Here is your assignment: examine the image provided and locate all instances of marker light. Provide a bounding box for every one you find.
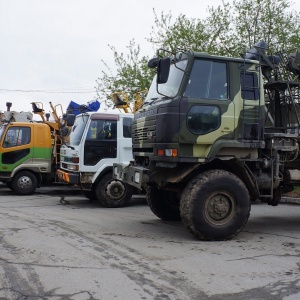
[134,172,140,183]
[165,149,178,157]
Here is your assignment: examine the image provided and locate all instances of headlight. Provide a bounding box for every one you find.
[67,164,79,171]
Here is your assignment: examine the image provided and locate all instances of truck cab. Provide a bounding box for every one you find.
[0,122,53,194]
[57,111,134,207]
[114,44,300,240]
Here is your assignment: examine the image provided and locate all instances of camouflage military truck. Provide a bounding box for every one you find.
[113,41,300,240]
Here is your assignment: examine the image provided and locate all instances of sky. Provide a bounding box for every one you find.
[0,0,299,118]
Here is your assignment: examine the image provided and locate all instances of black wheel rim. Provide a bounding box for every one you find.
[204,191,236,225]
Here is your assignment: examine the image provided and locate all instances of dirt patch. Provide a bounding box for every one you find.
[283,189,300,198]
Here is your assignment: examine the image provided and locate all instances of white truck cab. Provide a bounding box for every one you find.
[57,111,134,207]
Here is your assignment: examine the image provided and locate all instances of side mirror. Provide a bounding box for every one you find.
[157,57,170,84]
[63,114,75,127]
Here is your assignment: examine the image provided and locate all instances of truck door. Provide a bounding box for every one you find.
[181,59,235,159]
[84,119,118,166]
[239,70,262,141]
[82,115,133,171]
[0,126,31,172]
[118,117,133,163]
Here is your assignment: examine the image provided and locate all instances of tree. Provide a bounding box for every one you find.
[214,0,300,55]
[95,40,154,109]
[147,9,213,53]
[148,0,300,56]
[97,0,300,106]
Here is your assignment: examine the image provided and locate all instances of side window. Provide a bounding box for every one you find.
[3,127,31,148]
[241,72,259,100]
[123,117,132,138]
[185,60,227,100]
[187,105,220,135]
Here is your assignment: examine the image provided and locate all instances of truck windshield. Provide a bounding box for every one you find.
[0,124,6,142]
[69,114,89,145]
[145,59,188,102]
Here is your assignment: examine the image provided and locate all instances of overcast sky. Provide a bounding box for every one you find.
[0,0,299,117]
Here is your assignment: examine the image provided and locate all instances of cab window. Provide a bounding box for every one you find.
[123,117,132,138]
[241,72,259,100]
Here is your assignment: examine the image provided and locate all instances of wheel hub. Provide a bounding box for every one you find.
[205,192,235,224]
[18,176,32,190]
[106,180,125,200]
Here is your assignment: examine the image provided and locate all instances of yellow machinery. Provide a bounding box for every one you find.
[31,101,69,166]
[111,90,146,114]
[31,101,65,132]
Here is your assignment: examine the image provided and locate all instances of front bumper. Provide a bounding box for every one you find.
[113,163,149,190]
[56,169,79,184]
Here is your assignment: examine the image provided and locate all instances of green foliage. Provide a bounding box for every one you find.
[148,0,300,56]
[227,0,300,55]
[96,40,155,109]
[147,9,211,52]
[96,0,300,106]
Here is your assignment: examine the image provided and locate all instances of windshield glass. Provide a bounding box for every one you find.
[69,114,89,145]
[0,124,6,142]
[145,59,188,102]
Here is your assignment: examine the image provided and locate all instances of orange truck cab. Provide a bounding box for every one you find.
[0,122,54,194]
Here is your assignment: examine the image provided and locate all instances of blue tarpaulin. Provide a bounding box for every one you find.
[66,100,100,115]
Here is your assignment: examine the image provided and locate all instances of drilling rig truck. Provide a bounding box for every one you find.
[0,102,74,195]
[113,41,300,240]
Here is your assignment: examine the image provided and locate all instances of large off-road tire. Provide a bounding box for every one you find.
[180,169,251,241]
[11,171,37,195]
[95,173,133,208]
[146,186,181,221]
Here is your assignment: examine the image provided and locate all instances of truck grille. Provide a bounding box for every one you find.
[132,119,156,143]
[132,127,156,142]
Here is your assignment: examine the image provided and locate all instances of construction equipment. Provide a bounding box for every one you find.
[111,90,147,114]
[31,101,72,166]
[111,92,132,113]
[113,40,300,240]
[0,102,74,194]
[0,102,33,124]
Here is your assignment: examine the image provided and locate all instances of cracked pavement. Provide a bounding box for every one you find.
[0,183,300,299]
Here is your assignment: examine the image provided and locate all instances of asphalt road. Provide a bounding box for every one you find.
[0,183,300,300]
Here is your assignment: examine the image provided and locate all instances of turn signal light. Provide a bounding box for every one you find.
[158,149,164,156]
[72,157,79,163]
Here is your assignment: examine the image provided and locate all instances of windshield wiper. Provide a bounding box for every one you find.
[145,97,159,105]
